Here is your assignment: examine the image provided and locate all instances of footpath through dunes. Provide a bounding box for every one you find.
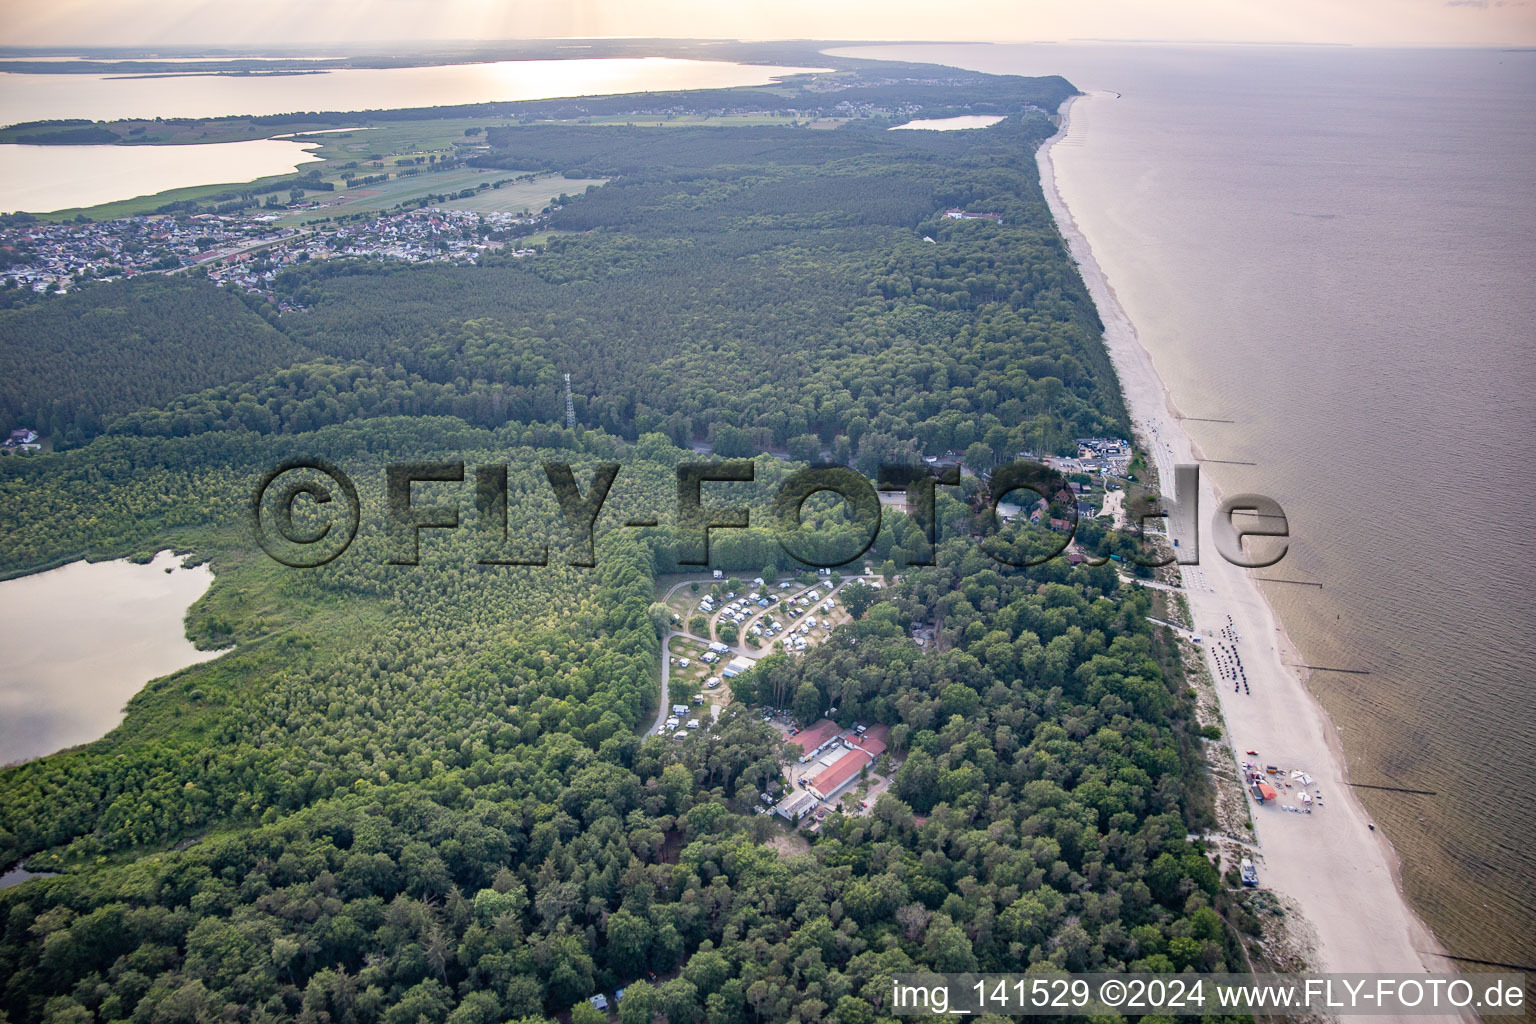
[1039,96,1459,1005]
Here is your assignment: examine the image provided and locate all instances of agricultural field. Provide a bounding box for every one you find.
[536,113,848,128]
[29,116,543,222]
[273,167,604,224]
[433,174,608,214]
[21,111,825,223]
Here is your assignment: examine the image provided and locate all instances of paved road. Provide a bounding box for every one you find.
[1120,574,1183,595]
[649,576,715,737]
[1146,615,1199,640]
[159,228,313,277]
[710,575,860,659]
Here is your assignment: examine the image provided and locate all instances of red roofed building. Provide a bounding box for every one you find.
[808,748,873,801]
[851,723,890,757]
[791,719,842,761]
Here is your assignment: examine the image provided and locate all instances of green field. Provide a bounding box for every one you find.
[33,174,308,223]
[276,170,606,224]
[434,175,608,214]
[22,113,823,222]
[271,118,510,166]
[536,114,848,128]
[29,116,541,222]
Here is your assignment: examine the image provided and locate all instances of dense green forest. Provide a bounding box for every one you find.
[0,278,309,445]
[0,57,1252,1024]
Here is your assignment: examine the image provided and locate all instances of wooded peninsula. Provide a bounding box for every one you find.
[0,53,1260,1024]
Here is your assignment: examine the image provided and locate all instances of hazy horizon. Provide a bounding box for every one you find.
[3,0,1533,50]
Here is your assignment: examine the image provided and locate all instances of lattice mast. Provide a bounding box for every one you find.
[564,373,576,430]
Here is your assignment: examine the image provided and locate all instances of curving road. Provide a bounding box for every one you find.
[647,573,868,736]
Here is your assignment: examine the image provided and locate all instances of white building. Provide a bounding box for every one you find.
[774,789,818,821]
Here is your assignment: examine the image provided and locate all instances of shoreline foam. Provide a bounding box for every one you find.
[1037,92,1459,1007]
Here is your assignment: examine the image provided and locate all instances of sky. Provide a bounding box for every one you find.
[2,0,1533,49]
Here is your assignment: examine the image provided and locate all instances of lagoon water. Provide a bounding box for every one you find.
[889,114,1005,130]
[839,42,1536,971]
[0,57,824,127]
[0,56,824,212]
[0,136,322,213]
[0,550,222,765]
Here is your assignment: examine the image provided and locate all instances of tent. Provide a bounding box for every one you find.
[1291,770,1314,786]
[1298,791,1312,804]
[1257,783,1279,802]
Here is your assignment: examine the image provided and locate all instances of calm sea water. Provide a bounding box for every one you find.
[839,43,1536,970]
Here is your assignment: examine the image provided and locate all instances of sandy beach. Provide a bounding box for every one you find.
[1038,93,1460,1013]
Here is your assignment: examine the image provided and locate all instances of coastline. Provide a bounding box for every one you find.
[1037,93,1458,1002]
